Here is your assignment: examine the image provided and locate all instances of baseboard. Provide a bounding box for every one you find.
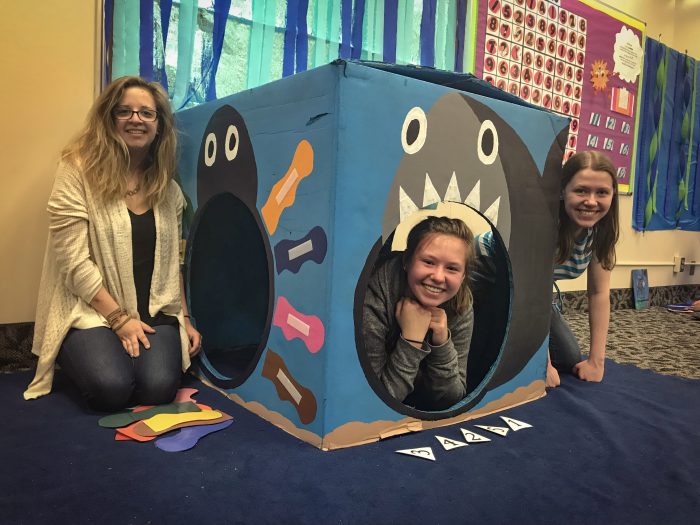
[557,284,700,313]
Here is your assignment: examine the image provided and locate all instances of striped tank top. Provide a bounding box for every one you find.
[553,228,594,280]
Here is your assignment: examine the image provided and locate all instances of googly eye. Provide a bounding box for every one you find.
[204,132,217,167]
[224,125,239,161]
[401,107,428,155]
[477,120,498,165]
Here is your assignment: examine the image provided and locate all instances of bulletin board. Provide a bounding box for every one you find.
[472,0,645,193]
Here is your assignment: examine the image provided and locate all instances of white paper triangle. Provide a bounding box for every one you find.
[475,424,509,437]
[399,186,419,222]
[464,180,481,210]
[423,174,441,207]
[396,447,436,461]
[460,428,491,443]
[500,416,533,431]
[483,196,501,226]
[435,435,468,450]
[443,172,461,203]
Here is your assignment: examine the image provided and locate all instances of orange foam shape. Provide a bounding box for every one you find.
[261,140,314,235]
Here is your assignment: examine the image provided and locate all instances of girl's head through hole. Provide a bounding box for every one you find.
[402,216,475,313]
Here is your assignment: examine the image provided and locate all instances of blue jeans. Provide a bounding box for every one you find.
[549,304,582,373]
[57,325,182,411]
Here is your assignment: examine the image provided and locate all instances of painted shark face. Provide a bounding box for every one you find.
[197,105,258,209]
[187,104,273,389]
[357,91,566,415]
[383,95,511,246]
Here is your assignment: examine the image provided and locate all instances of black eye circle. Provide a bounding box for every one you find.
[225,125,239,161]
[401,107,427,154]
[204,132,217,167]
[477,120,499,165]
[406,119,420,147]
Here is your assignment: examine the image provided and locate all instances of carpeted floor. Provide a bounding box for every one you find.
[2,298,699,523]
[1,360,699,525]
[563,306,700,380]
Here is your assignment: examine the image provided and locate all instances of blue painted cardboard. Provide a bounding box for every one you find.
[175,61,569,449]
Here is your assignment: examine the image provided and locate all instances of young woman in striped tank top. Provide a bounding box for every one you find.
[548,151,619,388]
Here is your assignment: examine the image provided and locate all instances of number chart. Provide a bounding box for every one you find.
[474,0,645,192]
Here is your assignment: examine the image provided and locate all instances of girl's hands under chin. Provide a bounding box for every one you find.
[427,307,449,345]
[395,297,431,342]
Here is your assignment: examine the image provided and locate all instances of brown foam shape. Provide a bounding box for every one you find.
[261,348,317,425]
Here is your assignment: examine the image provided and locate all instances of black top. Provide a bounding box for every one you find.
[129,209,177,327]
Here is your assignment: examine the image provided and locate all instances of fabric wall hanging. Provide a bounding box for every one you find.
[105,0,472,110]
[632,37,700,231]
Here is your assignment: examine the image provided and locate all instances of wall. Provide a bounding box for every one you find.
[0,1,100,323]
[0,1,698,325]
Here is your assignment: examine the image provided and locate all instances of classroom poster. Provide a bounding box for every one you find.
[472,0,645,193]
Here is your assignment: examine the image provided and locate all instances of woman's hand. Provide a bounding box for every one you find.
[116,319,155,358]
[546,362,561,388]
[573,358,604,382]
[184,317,202,357]
[395,297,431,344]
[427,307,449,345]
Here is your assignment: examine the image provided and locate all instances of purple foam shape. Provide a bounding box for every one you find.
[154,420,233,452]
[274,226,327,274]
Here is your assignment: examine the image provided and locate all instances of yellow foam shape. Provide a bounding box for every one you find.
[143,409,222,432]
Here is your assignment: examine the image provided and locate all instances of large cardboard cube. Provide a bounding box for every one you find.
[175,61,569,449]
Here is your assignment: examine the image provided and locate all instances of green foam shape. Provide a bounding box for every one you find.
[98,401,202,428]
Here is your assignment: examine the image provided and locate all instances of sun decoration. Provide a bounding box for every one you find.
[590,59,610,92]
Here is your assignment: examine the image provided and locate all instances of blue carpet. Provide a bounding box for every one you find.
[1,360,698,524]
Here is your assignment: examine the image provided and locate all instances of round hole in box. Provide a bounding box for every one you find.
[186,192,273,389]
[354,204,511,419]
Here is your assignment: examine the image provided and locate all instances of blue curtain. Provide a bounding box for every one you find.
[106,0,472,109]
[633,37,700,231]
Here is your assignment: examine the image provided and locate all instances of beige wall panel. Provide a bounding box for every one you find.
[0,1,98,323]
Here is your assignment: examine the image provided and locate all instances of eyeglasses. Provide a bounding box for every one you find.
[113,107,158,122]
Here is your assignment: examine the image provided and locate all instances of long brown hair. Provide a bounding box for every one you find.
[403,216,475,314]
[62,76,177,204]
[557,151,619,270]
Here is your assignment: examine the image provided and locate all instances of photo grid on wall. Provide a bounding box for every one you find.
[474,0,645,193]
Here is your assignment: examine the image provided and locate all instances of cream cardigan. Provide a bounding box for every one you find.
[24,162,191,400]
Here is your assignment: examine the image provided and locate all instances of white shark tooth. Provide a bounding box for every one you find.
[423,173,441,208]
[399,186,419,222]
[483,196,501,226]
[464,180,481,210]
[444,171,461,203]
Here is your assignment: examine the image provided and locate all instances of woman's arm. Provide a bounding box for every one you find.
[179,272,201,357]
[574,257,610,381]
[362,264,430,402]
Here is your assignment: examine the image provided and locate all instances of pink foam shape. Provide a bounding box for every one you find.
[272,296,325,353]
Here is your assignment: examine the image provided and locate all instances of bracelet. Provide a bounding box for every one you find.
[183,314,191,318]
[111,315,131,332]
[402,335,424,345]
[106,307,127,327]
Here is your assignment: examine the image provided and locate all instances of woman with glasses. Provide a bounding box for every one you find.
[24,76,201,410]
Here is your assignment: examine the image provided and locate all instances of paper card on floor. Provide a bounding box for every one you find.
[475,425,509,436]
[396,447,436,461]
[500,416,533,431]
[435,435,468,450]
[460,428,491,443]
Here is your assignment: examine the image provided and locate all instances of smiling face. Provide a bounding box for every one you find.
[405,233,468,308]
[113,87,158,156]
[562,167,615,231]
